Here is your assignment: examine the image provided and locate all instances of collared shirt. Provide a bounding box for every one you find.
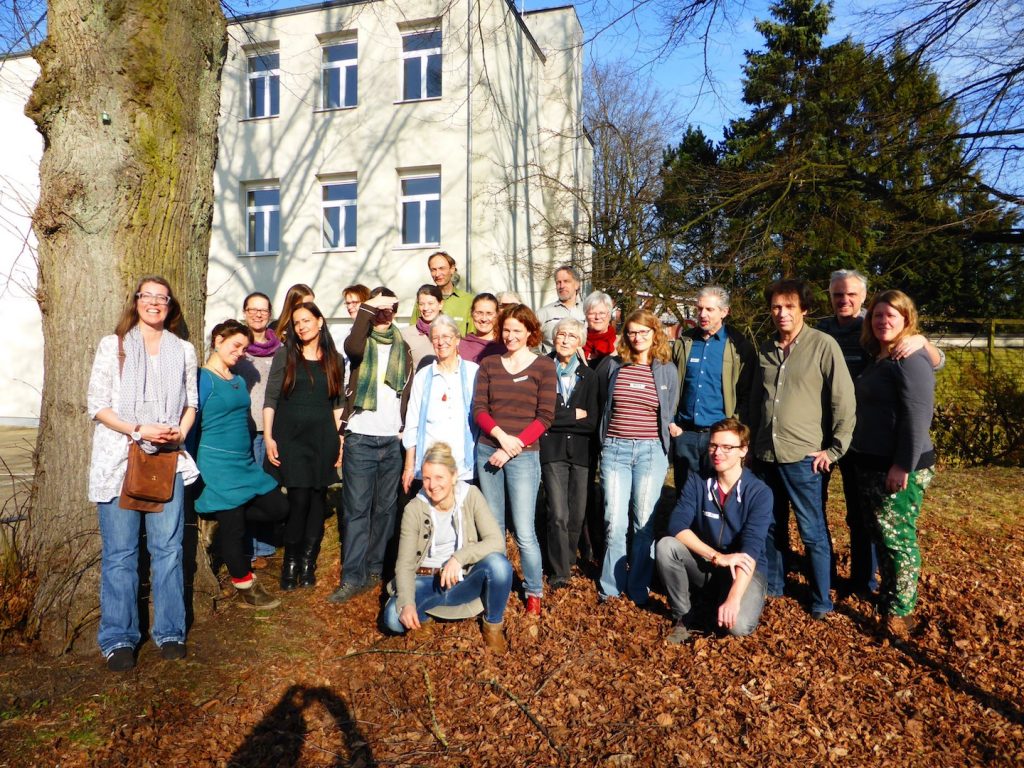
[753,325,856,464]
[678,329,727,427]
[536,299,585,352]
[411,287,475,336]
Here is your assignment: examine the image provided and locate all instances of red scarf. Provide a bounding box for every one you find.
[584,324,617,363]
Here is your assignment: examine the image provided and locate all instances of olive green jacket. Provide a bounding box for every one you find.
[670,325,758,427]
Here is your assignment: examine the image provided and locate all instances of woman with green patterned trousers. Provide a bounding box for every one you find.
[848,289,935,640]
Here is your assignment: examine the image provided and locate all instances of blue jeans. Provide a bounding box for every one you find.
[599,437,669,604]
[248,433,277,559]
[761,458,834,614]
[475,444,543,597]
[97,474,186,656]
[671,429,711,492]
[382,553,513,632]
[341,433,402,587]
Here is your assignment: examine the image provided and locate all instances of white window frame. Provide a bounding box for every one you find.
[320,38,358,110]
[321,177,358,250]
[247,51,280,119]
[246,184,280,255]
[399,171,441,246]
[400,29,442,101]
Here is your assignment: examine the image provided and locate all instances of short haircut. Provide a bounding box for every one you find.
[697,285,730,309]
[499,304,543,348]
[417,283,444,303]
[829,269,869,293]
[496,290,522,306]
[243,291,272,313]
[428,251,456,268]
[430,314,462,340]
[765,278,814,312]
[553,316,587,345]
[370,286,397,299]
[710,417,750,447]
[343,283,371,303]
[554,264,582,283]
[583,291,614,315]
[471,292,499,312]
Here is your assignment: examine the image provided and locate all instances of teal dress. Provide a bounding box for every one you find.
[195,369,277,514]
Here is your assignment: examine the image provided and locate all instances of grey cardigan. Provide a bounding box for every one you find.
[597,356,679,454]
[390,482,505,620]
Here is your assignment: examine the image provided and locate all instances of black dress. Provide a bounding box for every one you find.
[264,349,341,488]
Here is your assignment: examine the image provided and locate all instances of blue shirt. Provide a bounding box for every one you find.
[678,329,727,428]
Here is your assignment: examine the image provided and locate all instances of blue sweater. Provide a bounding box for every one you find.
[667,468,773,575]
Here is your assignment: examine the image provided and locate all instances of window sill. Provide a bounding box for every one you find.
[240,251,280,258]
[394,96,443,105]
[312,247,358,254]
[314,105,357,114]
[393,242,440,251]
[239,115,280,123]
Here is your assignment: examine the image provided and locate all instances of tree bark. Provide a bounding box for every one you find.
[25,0,226,653]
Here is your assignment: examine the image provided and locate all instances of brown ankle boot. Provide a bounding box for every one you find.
[481,620,508,654]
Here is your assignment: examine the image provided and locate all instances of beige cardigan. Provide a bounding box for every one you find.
[390,482,505,620]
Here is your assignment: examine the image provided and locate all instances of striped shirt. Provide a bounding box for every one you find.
[473,354,557,451]
[607,364,660,440]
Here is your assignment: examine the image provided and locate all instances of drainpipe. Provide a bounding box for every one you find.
[465,0,473,290]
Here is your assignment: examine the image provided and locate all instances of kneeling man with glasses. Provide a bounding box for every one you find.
[655,418,773,643]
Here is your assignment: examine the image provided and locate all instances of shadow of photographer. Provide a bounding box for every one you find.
[229,684,375,768]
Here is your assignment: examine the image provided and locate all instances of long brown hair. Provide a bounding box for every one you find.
[281,301,343,399]
[275,283,314,342]
[617,309,670,364]
[861,289,920,357]
[113,275,184,339]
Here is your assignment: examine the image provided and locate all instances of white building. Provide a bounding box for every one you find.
[0,0,591,422]
[206,0,592,329]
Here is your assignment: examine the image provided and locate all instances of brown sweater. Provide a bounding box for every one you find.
[472,354,556,451]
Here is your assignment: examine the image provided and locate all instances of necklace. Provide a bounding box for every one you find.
[205,365,240,388]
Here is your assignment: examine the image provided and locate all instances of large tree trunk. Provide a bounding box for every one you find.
[24,0,226,653]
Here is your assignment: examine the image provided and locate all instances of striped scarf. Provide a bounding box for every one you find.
[353,324,408,412]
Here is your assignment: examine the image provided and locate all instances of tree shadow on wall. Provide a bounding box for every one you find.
[228,685,375,768]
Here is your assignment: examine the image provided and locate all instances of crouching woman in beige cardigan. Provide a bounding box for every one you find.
[383,442,512,653]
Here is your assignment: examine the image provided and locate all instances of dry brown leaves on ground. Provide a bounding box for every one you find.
[1,467,1023,767]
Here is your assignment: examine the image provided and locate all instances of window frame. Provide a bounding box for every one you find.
[400,28,442,102]
[321,177,358,250]
[246,51,281,119]
[399,171,441,247]
[319,38,358,111]
[245,184,281,256]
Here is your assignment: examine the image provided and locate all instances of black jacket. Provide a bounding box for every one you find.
[540,358,599,466]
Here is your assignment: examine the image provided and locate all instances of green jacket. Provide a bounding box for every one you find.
[670,325,758,427]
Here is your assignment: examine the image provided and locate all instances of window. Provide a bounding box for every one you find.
[322,180,357,249]
[400,173,440,245]
[247,186,280,254]
[248,52,280,118]
[321,40,357,109]
[401,29,441,101]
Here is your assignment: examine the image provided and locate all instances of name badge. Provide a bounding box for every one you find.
[513,375,528,383]
[629,382,646,389]
[690,357,700,363]
[703,510,720,520]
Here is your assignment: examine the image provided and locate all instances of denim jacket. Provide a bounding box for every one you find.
[597,356,679,454]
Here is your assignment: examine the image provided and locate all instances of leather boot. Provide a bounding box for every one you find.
[481,620,508,654]
[280,546,300,591]
[298,536,322,588]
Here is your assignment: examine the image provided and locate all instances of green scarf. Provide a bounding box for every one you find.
[353,324,408,412]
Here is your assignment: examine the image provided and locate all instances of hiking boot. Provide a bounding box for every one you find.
[160,641,187,661]
[326,582,364,604]
[239,580,281,609]
[666,620,692,645]
[481,620,508,654]
[106,647,136,672]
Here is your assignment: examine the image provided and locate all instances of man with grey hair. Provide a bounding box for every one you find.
[818,268,943,598]
[669,286,757,491]
[537,265,585,352]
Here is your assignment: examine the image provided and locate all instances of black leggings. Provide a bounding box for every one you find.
[284,486,328,547]
[215,488,289,579]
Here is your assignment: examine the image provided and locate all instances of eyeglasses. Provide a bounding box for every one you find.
[554,331,581,341]
[708,443,744,455]
[344,299,362,307]
[625,328,653,339]
[245,307,270,316]
[432,334,457,345]
[137,292,170,305]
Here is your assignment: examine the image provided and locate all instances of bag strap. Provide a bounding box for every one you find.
[117,334,125,377]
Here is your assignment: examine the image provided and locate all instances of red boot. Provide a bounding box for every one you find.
[526,595,542,616]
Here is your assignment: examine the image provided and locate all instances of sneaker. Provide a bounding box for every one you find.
[666,621,692,645]
[106,647,135,672]
[239,581,281,609]
[326,582,364,604]
[160,641,187,661]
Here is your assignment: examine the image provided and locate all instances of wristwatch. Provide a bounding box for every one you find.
[130,424,142,442]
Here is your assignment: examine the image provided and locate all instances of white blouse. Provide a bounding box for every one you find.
[87,334,199,503]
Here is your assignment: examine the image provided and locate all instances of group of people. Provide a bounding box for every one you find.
[88,255,939,671]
